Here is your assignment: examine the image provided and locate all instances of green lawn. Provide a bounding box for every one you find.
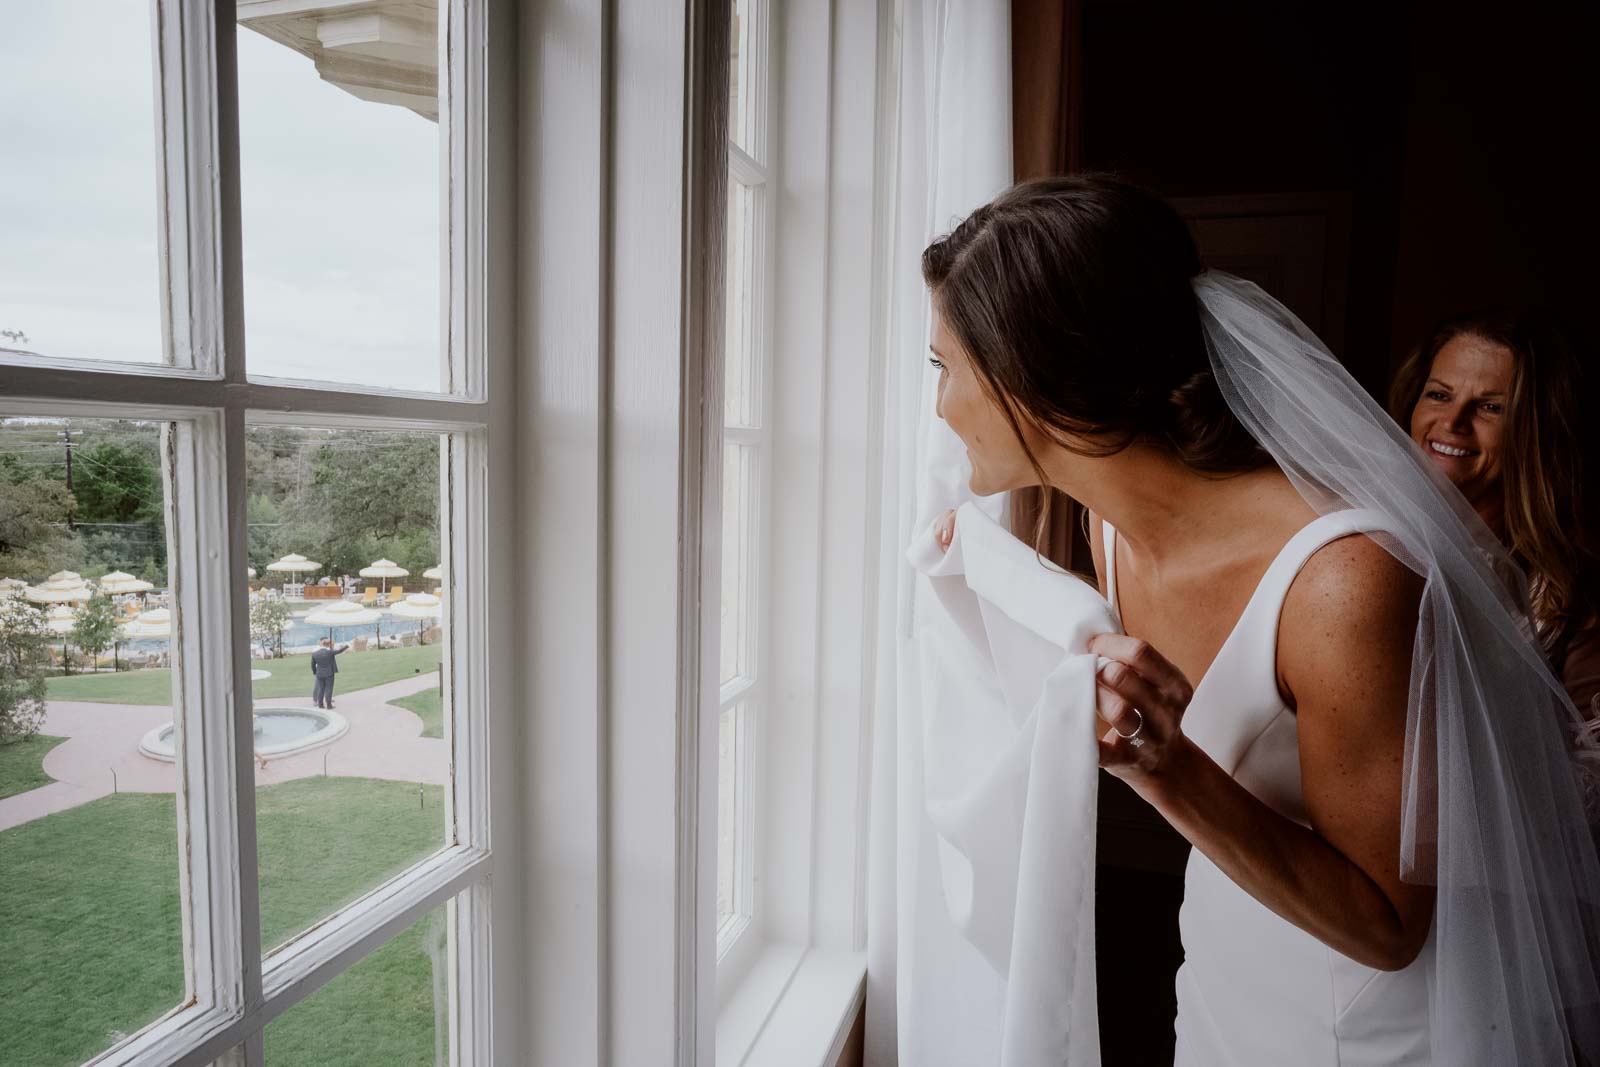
[0,777,447,1066]
[389,687,444,739]
[0,734,66,800]
[44,644,443,705]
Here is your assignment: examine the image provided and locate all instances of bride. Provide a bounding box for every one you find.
[922,175,1600,1064]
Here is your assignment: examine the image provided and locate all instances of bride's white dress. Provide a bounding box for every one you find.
[1102,509,1434,1066]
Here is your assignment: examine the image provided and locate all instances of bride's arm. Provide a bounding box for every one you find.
[1093,534,1435,972]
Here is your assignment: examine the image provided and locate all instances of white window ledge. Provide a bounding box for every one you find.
[717,942,866,1067]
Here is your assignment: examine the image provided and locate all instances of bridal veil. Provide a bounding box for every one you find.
[1196,270,1600,1065]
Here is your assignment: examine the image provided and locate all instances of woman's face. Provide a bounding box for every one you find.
[931,309,1046,496]
[1408,333,1514,506]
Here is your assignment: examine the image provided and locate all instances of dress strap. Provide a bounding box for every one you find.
[1100,517,1121,621]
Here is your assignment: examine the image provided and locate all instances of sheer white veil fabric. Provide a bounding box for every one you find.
[1196,270,1600,1064]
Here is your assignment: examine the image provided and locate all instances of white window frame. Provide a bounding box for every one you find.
[716,0,777,970]
[713,0,897,1063]
[0,0,511,1063]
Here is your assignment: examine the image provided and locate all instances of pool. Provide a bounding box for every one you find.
[126,613,430,655]
[139,708,349,763]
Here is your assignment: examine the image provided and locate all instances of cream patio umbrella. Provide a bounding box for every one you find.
[0,577,27,598]
[387,592,441,645]
[43,603,79,671]
[44,604,79,634]
[121,607,173,638]
[303,598,385,647]
[265,553,321,598]
[119,606,173,670]
[421,565,443,582]
[24,574,93,604]
[98,571,155,596]
[358,558,409,600]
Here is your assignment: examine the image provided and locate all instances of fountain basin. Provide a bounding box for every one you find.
[139,708,349,763]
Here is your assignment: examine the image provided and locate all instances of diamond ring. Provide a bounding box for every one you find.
[1115,708,1145,749]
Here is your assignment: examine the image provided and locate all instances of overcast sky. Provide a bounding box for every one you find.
[0,2,441,391]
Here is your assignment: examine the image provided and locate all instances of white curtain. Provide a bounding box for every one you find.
[865,1,1040,1060]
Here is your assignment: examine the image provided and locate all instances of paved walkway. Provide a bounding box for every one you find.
[0,672,446,833]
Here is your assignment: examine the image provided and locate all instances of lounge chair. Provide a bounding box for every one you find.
[362,586,378,605]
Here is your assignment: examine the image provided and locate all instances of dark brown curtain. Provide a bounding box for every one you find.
[1009,0,1089,574]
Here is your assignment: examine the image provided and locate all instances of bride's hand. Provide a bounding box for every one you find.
[1089,632,1193,781]
[933,508,956,553]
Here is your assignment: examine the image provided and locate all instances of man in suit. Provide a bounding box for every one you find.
[310,637,350,709]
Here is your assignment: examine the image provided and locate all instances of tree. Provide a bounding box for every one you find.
[250,596,293,659]
[293,435,440,577]
[0,601,50,742]
[0,474,78,580]
[70,441,162,526]
[69,595,121,672]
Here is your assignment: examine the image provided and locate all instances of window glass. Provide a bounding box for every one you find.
[245,425,450,956]
[236,2,444,391]
[0,3,164,365]
[729,0,754,156]
[0,415,183,1065]
[716,704,741,928]
[724,179,760,428]
[265,899,452,1066]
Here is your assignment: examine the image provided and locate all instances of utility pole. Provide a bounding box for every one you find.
[59,428,83,530]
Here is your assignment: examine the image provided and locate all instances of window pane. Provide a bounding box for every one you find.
[720,444,755,686]
[729,0,755,156]
[265,899,452,1066]
[724,178,760,428]
[236,2,445,392]
[0,4,163,365]
[716,704,740,928]
[0,416,184,1065]
[245,426,450,955]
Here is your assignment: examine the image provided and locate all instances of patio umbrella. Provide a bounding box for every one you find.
[98,571,155,596]
[24,575,93,604]
[422,565,443,582]
[120,606,173,670]
[303,598,385,646]
[121,607,173,638]
[44,604,79,634]
[358,558,409,597]
[265,553,321,576]
[44,603,79,670]
[0,577,26,598]
[388,592,442,644]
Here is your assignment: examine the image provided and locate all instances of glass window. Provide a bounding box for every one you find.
[0,4,164,365]
[265,900,452,1065]
[0,416,183,1066]
[236,2,445,392]
[245,425,450,956]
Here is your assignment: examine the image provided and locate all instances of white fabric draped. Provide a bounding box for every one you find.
[865,2,1102,1061]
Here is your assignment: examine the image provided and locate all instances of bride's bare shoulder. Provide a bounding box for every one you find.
[1277,532,1424,706]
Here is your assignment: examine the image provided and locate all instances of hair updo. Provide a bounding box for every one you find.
[921,174,1269,477]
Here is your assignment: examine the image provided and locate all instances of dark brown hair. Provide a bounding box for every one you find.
[921,174,1269,549]
[1390,311,1600,666]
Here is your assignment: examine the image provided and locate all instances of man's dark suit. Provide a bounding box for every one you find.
[310,644,346,708]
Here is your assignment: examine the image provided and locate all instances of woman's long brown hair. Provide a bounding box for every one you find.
[1390,311,1600,667]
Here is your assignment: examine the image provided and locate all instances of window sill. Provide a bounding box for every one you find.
[716,941,866,1067]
